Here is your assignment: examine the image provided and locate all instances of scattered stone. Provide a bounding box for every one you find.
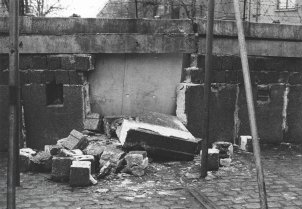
[51,157,74,182]
[119,112,201,161]
[95,188,109,193]
[97,161,112,179]
[57,130,89,150]
[99,146,125,168]
[185,172,201,179]
[74,155,96,173]
[212,141,234,159]
[123,151,148,177]
[44,145,62,156]
[220,158,232,167]
[89,175,98,185]
[30,151,52,172]
[84,113,101,131]
[201,148,219,171]
[239,136,253,152]
[83,141,106,157]
[19,148,36,172]
[57,149,83,157]
[70,161,91,187]
[103,116,127,138]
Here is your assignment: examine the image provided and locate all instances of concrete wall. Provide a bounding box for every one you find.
[89,53,183,116]
[177,55,302,145]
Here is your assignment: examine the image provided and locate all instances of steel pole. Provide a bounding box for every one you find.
[233,0,268,208]
[200,0,215,178]
[7,0,20,208]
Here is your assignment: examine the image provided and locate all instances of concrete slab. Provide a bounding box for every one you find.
[119,112,201,160]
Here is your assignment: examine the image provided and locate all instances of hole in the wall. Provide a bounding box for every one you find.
[46,81,64,106]
[257,86,270,102]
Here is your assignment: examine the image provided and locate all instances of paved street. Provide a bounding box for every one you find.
[0,145,302,209]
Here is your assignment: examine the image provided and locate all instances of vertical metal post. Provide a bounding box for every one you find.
[233,0,268,208]
[135,0,138,18]
[7,0,20,208]
[200,0,215,178]
[243,0,247,21]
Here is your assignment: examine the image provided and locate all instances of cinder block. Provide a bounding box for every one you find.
[19,148,36,172]
[183,67,203,84]
[68,71,87,84]
[0,70,8,85]
[84,113,101,131]
[32,55,47,69]
[27,70,43,84]
[51,156,74,181]
[41,70,55,83]
[200,148,219,171]
[70,161,91,187]
[47,55,62,70]
[30,151,52,172]
[20,55,33,70]
[212,141,233,159]
[123,151,148,177]
[0,55,9,70]
[44,145,62,156]
[57,130,89,150]
[239,135,253,152]
[83,141,106,158]
[74,155,96,173]
[75,55,95,71]
[55,70,70,84]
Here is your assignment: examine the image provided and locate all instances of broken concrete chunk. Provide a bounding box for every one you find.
[89,175,98,185]
[30,151,52,172]
[239,136,253,152]
[201,149,219,171]
[123,151,149,177]
[103,116,129,139]
[220,158,232,167]
[57,130,89,150]
[97,161,112,179]
[57,149,83,157]
[19,148,36,172]
[99,146,125,167]
[212,141,233,159]
[74,155,96,174]
[83,141,106,157]
[70,161,92,187]
[51,157,74,182]
[20,148,36,156]
[119,112,201,161]
[44,145,62,156]
[84,113,101,131]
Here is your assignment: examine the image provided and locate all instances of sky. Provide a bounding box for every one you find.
[53,0,108,17]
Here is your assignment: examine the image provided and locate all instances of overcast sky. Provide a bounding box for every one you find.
[56,0,108,17]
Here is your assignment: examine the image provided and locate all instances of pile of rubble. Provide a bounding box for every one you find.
[20,129,149,187]
[19,112,202,187]
[19,112,253,187]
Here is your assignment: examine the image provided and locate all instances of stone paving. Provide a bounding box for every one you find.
[0,145,302,209]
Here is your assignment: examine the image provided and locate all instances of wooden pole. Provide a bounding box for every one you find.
[233,0,268,208]
[200,0,215,178]
[7,0,20,208]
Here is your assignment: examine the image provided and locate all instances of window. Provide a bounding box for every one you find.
[277,0,296,10]
[46,81,63,106]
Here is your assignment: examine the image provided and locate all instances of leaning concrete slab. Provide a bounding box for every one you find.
[119,112,201,160]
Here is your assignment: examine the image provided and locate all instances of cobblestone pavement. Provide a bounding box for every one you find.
[0,145,302,209]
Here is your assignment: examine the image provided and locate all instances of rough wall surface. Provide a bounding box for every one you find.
[22,84,86,149]
[176,83,237,145]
